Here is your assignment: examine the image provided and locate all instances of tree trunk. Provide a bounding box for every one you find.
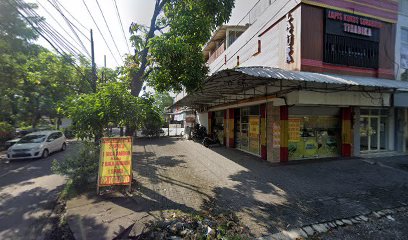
[131,74,144,96]
[130,0,166,96]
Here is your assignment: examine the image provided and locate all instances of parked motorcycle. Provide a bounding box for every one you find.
[202,130,220,148]
[191,124,207,142]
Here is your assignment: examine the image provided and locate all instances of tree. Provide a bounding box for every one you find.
[127,0,235,95]
[0,1,42,124]
[18,50,81,128]
[153,92,173,113]
[66,82,159,142]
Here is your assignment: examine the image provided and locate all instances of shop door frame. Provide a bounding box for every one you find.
[360,115,382,152]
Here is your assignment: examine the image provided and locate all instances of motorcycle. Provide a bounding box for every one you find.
[191,124,207,142]
[202,130,220,148]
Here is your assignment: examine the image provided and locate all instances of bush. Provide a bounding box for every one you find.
[0,122,15,143]
[52,142,99,188]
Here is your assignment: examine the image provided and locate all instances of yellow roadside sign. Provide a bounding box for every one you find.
[97,137,132,191]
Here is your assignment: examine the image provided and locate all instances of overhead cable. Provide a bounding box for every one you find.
[82,0,120,65]
[6,0,90,83]
[16,0,83,58]
[113,0,131,54]
[95,0,123,61]
[51,0,90,58]
[45,0,90,42]
[35,0,91,58]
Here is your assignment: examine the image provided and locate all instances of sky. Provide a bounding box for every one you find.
[30,0,257,69]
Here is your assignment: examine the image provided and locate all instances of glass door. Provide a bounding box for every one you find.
[370,117,379,151]
[240,107,249,151]
[360,117,369,151]
[360,112,386,152]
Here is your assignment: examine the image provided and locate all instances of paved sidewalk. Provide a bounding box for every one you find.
[66,138,408,239]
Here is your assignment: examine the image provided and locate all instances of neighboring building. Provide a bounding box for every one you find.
[174,0,408,162]
[395,0,408,152]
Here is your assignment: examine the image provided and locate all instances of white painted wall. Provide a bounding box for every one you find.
[270,91,391,107]
[197,112,209,130]
[208,0,301,74]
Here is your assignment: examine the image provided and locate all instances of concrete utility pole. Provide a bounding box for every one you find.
[91,29,97,92]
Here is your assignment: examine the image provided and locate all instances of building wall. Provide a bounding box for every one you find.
[301,0,398,23]
[208,1,396,80]
[301,4,396,79]
[196,112,209,130]
[396,0,408,80]
[267,102,281,162]
[208,0,301,74]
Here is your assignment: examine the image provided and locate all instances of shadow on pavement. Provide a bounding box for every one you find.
[0,186,63,239]
[205,146,408,235]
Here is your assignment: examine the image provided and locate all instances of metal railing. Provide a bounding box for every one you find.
[208,41,225,64]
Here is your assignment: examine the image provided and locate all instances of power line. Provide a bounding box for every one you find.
[6,0,91,85]
[95,0,123,61]
[113,0,131,54]
[17,0,83,58]
[51,0,90,58]
[82,0,120,66]
[45,0,90,42]
[18,0,89,60]
[35,0,91,58]
[53,0,89,32]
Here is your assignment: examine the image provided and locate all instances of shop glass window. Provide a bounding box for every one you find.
[235,106,260,155]
[288,116,341,160]
[401,28,408,71]
[360,109,369,115]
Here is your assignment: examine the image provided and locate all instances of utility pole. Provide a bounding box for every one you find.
[91,29,97,92]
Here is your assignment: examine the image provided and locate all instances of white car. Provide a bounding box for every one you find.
[7,130,66,160]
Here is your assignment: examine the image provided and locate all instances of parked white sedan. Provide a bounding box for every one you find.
[7,130,66,160]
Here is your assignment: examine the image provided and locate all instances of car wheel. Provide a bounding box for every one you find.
[61,143,67,151]
[42,149,49,159]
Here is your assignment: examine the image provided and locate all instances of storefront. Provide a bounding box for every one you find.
[287,107,341,160]
[233,106,261,156]
[359,108,390,152]
[212,110,225,145]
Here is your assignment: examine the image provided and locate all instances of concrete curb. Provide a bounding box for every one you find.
[258,205,408,240]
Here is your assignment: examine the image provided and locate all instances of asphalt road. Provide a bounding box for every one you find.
[0,142,78,240]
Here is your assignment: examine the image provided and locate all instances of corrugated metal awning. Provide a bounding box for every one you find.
[175,67,408,108]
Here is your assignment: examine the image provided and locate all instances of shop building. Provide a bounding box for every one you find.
[394,0,408,153]
[174,0,408,162]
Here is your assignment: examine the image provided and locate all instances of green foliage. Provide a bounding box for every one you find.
[153,92,173,113]
[66,82,159,141]
[141,108,164,137]
[128,0,235,94]
[52,142,99,187]
[149,36,209,92]
[401,69,408,81]
[0,2,96,128]
[0,122,15,143]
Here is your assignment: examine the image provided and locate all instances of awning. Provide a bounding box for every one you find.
[175,67,408,108]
